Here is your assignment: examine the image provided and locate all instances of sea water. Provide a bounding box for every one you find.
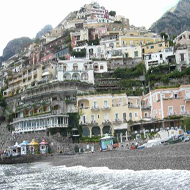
[0,163,190,190]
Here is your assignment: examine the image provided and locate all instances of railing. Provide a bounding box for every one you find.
[90,120,98,125]
[91,106,100,111]
[101,106,111,111]
[113,118,122,124]
[102,120,112,125]
[67,108,78,113]
[52,110,62,114]
[128,104,140,109]
[167,111,177,116]
[141,105,151,110]
[80,122,90,126]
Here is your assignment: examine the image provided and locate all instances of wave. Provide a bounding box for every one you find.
[0,164,190,190]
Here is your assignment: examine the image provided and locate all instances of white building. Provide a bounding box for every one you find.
[57,58,94,84]
[93,61,108,73]
[145,47,174,70]
[86,45,106,59]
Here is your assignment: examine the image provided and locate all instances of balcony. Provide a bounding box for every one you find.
[67,108,78,113]
[80,121,90,126]
[128,104,140,109]
[90,120,98,126]
[52,110,62,114]
[167,111,177,117]
[102,120,112,125]
[91,106,100,111]
[101,106,111,111]
[113,118,122,124]
[141,105,151,110]
[185,97,190,101]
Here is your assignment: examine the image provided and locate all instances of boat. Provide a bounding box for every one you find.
[0,154,42,165]
[137,145,145,149]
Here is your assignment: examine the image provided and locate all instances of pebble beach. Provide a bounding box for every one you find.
[39,141,190,171]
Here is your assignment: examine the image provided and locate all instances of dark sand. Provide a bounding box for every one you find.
[39,142,190,170]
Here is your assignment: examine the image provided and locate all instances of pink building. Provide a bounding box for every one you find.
[89,27,107,40]
[142,85,190,119]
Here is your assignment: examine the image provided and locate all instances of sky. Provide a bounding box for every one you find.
[0,0,179,56]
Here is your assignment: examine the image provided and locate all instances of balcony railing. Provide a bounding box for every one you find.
[67,108,78,113]
[80,121,90,126]
[52,110,62,114]
[101,106,111,111]
[113,118,122,124]
[102,120,112,125]
[91,106,100,111]
[141,105,151,110]
[167,111,177,116]
[128,104,140,109]
[90,120,98,125]
[185,97,190,101]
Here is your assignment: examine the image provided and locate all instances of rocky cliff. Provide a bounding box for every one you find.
[2,37,32,61]
[150,0,190,37]
[35,24,52,39]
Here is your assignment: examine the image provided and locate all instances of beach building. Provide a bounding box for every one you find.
[100,134,114,150]
[77,93,142,137]
[39,138,49,154]
[20,141,29,155]
[29,139,39,154]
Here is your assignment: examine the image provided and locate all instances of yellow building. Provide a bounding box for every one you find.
[118,35,161,47]
[141,41,170,59]
[4,62,57,97]
[77,93,142,138]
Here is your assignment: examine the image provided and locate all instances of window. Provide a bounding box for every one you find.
[129,113,132,120]
[119,98,123,106]
[159,44,162,47]
[130,41,133,45]
[81,116,86,124]
[93,101,97,108]
[135,112,138,118]
[153,95,156,102]
[150,46,154,49]
[159,110,161,115]
[80,103,85,108]
[123,113,126,121]
[100,66,104,70]
[104,113,109,120]
[168,106,173,114]
[98,115,100,119]
[91,115,95,122]
[104,100,108,108]
[180,105,185,114]
[145,112,148,118]
[134,51,138,57]
[115,113,119,119]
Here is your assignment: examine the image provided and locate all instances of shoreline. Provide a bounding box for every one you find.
[37,141,190,171]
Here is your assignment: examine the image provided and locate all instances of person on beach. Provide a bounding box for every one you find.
[135,141,138,149]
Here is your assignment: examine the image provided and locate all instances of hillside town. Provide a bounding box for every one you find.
[0,2,190,154]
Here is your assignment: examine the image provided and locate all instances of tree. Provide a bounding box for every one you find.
[182,117,190,131]
[109,11,116,17]
[160,32,168,41]
[34,37,40,44]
